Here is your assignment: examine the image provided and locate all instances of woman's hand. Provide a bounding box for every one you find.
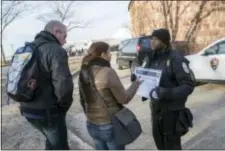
[136,76,144,85]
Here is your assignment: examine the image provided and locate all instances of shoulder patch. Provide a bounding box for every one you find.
[166,59,170,67]
[142,61,147,67]
[182,62,190,73]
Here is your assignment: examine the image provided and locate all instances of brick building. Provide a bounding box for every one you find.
[128,1,225,53]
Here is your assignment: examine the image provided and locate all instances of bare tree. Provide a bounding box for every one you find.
[158,1,192,41]
[37,1,90,31]
[146,1,189,41]
[1,1,30,65]
[147,1,225,44]
[185,1,225,43]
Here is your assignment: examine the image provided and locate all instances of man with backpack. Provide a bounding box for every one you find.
[6,20,74,150]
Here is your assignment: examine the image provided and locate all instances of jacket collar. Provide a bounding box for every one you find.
[153,47,171,59]
[34,31,61,45]
[89,57,111,68]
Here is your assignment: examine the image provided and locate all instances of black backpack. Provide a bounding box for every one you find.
[6,42,48,102]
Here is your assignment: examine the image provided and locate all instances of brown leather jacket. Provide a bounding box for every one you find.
[79,58,139,125]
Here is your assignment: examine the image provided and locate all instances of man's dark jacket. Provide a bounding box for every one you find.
[20,31,74,113]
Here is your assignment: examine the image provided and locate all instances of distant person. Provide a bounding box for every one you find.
[19,20,73,150]
[78,42,142,150]
[131,29,195,150]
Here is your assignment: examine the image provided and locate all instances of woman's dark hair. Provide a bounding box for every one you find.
[81,41,110,66]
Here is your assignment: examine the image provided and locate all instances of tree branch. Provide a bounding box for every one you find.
[166,1,175,40]
[173,1,181,41]
[160,1,168,28]
[1,1,29,35]
[37,1,89,32]
[1,1,30,64]
[185,1,207,42]
[179,1,192,17]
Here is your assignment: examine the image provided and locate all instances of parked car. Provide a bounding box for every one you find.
[185,37,225,84]
[116,36,151,70]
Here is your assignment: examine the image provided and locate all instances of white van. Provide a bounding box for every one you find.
[185,37,225,84]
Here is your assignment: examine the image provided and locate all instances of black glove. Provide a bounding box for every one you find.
[130,74,137,82]
[142,97,148,102]
[149,88,159,101]
[150,87,171,101]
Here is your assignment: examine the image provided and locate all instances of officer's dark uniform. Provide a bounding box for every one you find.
[132,29,195,150]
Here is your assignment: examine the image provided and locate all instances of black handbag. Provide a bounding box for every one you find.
[88,67,142,146]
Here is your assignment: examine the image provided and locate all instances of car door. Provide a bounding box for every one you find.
[198,44,219,81]
[214,41,225,81]
[119,39,134,67]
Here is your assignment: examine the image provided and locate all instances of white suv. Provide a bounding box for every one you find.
[185,37,225,84]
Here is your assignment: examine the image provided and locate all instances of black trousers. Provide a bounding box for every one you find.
[151,108,182,150]
[25,113,69,150]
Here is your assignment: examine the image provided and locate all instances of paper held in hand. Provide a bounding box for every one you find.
[135,67,162,99]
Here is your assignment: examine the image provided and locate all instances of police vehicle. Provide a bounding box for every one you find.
[185,37,225,84]
[116,36,151,71]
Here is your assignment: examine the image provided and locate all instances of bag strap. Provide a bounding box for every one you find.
[87,66,112,116]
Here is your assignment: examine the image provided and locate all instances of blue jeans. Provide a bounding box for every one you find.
[87,121,125,150]
[25,113,69,150]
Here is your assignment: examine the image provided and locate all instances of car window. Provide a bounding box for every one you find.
[119,40,130,50]
[133,39,139,45]
[204,45,218,55]
[118,40,126,49]
[121,39,137,53]
[218,41,225,54]
[139,37,151,48]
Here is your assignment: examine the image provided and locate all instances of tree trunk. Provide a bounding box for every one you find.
[1,44,6,65]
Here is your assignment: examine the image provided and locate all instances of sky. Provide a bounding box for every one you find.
[2,1,131,58]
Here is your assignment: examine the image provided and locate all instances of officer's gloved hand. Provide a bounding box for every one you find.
[130,74,137,82]
[150,87,171,101]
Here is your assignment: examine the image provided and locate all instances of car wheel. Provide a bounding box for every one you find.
[130,61,137,73]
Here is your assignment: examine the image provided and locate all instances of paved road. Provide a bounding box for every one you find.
[2,65,225,149]
[67,76,225,149]
[3,52,225,149]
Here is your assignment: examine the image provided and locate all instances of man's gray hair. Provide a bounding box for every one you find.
[44,20,65,33]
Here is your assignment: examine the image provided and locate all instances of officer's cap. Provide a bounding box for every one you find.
[150,28,171,46]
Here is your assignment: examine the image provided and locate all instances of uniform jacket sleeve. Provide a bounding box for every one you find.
[170,55,195,100]
[108,68,139,104]
[50,46,74,109]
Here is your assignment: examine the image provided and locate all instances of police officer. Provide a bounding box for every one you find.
[131,29,195,150]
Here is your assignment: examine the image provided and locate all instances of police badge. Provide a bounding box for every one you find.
[210,58,219,70]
